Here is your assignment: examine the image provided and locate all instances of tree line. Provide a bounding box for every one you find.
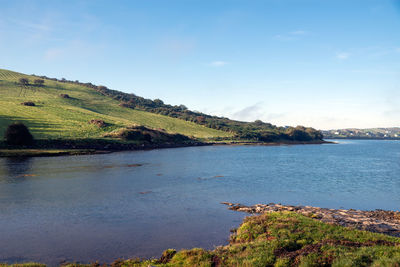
[31,74,324,142]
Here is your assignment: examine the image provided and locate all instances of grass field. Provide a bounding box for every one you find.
[0,69,232,140]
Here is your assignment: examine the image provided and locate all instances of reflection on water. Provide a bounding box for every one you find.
[0,140,399,265]
[0,157,33,182]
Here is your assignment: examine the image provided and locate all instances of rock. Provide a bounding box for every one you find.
[222,202,400,237]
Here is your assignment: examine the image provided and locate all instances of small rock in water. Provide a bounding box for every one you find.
[139,191,152,195]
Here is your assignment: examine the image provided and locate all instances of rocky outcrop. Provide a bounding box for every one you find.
[222,202,400,237]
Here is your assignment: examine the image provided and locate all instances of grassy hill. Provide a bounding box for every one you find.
[0,69,232,141]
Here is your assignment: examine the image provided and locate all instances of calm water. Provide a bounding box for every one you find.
[0,140,399,265]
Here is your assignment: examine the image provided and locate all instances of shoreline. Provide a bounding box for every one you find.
[0,139,332,157]
[2,202,400,266]
[222,202,400,237]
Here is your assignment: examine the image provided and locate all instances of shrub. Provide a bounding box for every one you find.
[18,78,29,85]
[4,123,34,146]
[88,119,107,128]
[59,94,70,98]
[118,102,133,108]
[21,101,35,106]
[33,79,45,87]
[104,126,191,143]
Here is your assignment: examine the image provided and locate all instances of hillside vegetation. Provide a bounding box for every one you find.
[1,68,323,144]
[0,69,231,140]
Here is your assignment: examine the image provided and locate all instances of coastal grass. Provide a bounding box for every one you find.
[3,212,400,266]
[133,212,400,266]
[0,69,232,140]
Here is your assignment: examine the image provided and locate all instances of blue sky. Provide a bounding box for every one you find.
[1,0,399,129]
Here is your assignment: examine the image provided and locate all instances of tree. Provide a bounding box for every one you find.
[4,123,34,146]
[286,127,312,141]
[18,78,29,86]
[153,99,164,106]
[33,79,45,87]
[178,104,188,110]
[196,116,206,124]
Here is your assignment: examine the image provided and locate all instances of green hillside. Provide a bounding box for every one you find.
[0,69,232,140]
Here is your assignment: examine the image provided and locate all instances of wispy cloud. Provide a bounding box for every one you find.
[44,40,104,61]
[290,30,307,35]
[273,30,309,41]
[158,37,196,60]
[210,61,228,67]
[336,52,350,60]
[44,48,63,60]
[351,69,400,75]
[232,102,265,121]
[335,46,399,61]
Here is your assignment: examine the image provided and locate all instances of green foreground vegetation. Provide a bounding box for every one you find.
[3,212,400,267]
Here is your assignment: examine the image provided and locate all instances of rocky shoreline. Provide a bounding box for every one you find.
[222,202,400,237]
[0,139,331,157]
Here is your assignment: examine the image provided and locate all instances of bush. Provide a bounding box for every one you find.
[4,123,34,146]
[88,119,107,128]
[104,126,191,144]
[59,94,70,98]
[33,79,45,87]
[21,101,35,106]
[18,78,29,85]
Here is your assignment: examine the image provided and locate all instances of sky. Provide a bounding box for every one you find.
[0,0,399,130]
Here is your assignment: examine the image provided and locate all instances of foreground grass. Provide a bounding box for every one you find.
[2,212,400,267]
[0,69,232,140]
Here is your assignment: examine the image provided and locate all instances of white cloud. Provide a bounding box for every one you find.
[160,38,195,56]
[232,102,265,121]
[210,61,228,67]
[44,40,104,61]
[290,30,307,35]
[273,30,308,41]
[336,52,350,60]
[44,48,63,60]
